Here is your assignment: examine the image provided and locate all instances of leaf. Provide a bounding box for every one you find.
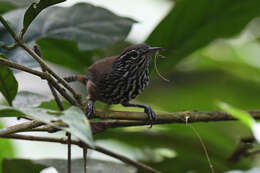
[37,38,94,72]
[22,0,65,35]
[3,159,47,173]
[218,102,255,128]
[38,99,71,111]
[3,158,137,173]
[218,102,260,143]
[12,91,51,109]
[22,106,94,147]
[0,2,16,14]
[0,54,18,106]
[0,122,15,173]
[60,107,94,148]
[146,0,260,70]
[0,3,135,68]
[0,105,25,117]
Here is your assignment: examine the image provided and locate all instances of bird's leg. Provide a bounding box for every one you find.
[122,102,157,127]
[86,100,95,118]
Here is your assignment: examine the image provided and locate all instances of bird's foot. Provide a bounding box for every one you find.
[144,106,157,128]
[86,100,95,119]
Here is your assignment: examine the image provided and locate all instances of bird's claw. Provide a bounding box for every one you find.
[144,106,157,128]
[86,100,95,119]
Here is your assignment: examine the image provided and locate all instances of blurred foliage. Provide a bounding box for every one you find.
[146,0,260,71]
[0,122,15,173]
[3,158,136,173]
[1,0,260,173]
[0,3,135,68]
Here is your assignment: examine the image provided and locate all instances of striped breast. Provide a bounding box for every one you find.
[98,57,150,104]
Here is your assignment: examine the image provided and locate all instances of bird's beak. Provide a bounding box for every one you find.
[148,47,164,53]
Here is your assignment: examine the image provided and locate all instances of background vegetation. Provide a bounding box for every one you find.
[1,0,260,173]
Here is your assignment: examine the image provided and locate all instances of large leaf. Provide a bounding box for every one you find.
[0,122,15,173]
[3,158,136,173]
[12,91,51,109]
[146,0,260,70]
[22,106,94,147]
[0,3,135,68]
[22,0,66,35]
[0,54,18,106]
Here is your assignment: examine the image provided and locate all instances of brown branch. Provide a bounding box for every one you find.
[94,109,260,123]
[0,16,81,106]
[1,134,161,173]
[0,56,76,105]
[0,120,43,136]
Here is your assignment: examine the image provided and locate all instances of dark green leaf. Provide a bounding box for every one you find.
[3,158,136,173]
[0,122,15,173]
[146,0,260,70]
[0,105,25,117]
[3,159,47,173]
[0,54,18,106]
[37,38,93,72]
[0,2,16,14]
[0,3,135,68]
[22,0,65,35]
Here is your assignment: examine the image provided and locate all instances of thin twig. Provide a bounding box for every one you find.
[66,132,72,173]
[83,147,87,173]
[0,134,161,173]
[0,56,76,105]
[0,16,82,106]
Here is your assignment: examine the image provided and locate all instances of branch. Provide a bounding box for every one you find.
[0,16,82,106]
[1,134,161,173]
[0,56,76,105]
[94,109,260,123]
[0,120,43,136]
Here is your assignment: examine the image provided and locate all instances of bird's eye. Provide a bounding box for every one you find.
[131,51,138,59]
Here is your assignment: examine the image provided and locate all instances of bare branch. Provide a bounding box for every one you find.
[1,134,161,173]
[0,120,43,136]
[0,56,76,105]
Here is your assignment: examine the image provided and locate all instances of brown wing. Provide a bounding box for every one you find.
[87,56,117,84]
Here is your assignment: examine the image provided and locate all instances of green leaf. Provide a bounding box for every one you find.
[37,38,94,72]
[0,105,25,117]
[12,91,51,109]
[3,158,136,173]
[3,159,47,173]
[0,2,16,14]
[218,102,255,128]
[0,54,18,106]
[22,0,65,35]
[22,106,94,148]
[0,3,135,68]
[146,0,260,70]
[38,99,71,111]
[60,107,94,148]
[0,121,15,173]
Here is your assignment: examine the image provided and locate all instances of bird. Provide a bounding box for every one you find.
[64,44,164,126]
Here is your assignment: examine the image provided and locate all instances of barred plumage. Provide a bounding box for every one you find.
[65,44,164,126]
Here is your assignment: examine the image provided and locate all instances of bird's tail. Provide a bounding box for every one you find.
[63,75,88,85]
